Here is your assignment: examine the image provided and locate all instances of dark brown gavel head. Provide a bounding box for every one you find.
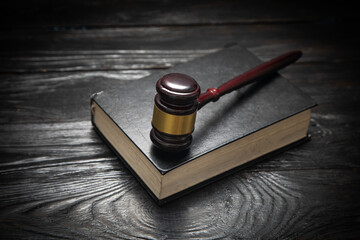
[150,73,201,152]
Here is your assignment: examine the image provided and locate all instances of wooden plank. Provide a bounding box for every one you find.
[1,0,358,28]
[1,23,359,73]
[1,23,359,55]
[0,70,154,123]
[0,49,217,73]
[0,168,359,238]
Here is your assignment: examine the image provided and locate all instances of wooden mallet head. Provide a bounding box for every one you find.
[150,51,302,152]
[150,73,200,152]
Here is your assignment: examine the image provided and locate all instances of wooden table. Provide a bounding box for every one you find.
[1,1,359,238]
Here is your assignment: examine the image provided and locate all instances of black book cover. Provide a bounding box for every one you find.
[91,45,316,203]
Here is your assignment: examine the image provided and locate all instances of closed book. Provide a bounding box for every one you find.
[90,45,316,204]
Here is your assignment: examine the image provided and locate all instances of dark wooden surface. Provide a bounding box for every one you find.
[1,1,360,239]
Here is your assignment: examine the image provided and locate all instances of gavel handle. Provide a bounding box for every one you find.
[197,50,302,110]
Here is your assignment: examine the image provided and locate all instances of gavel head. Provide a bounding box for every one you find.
[150,73,201,152]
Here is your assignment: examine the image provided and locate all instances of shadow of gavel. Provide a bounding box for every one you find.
[150,50,302,152]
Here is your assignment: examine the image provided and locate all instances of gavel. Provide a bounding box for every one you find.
[150,50,302,152]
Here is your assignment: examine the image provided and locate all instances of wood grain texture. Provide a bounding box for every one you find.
[1,165,359,239]
[1,0,358,27]
[1,23,359,55]
[0,49,217,73]
[1,0,360,239]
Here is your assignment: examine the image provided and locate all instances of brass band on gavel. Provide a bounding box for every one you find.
[152,104,197,135]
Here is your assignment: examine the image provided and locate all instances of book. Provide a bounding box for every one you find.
[90,45,316,204]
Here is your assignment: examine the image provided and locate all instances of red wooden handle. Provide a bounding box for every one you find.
[197,50,302,109]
